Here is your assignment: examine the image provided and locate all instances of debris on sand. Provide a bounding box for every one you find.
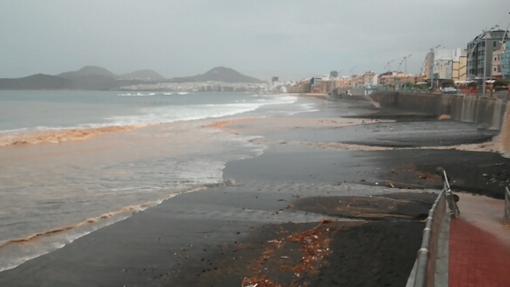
[438,114,451,121]
[241,220,362,287]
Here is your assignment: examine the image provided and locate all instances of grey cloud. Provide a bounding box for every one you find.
[0,0,508,80]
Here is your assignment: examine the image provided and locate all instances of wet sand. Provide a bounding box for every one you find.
[0,125,141,147]
[1,95,509,286]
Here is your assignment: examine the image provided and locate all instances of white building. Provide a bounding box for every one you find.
[432,48,465,80]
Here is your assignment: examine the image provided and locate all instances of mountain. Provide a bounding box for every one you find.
[0,66,263,90]
[169,67,263,83]
[58,65,116,79]
[58,66,119,90]
[118,69,166,82]
[0,74,72,90]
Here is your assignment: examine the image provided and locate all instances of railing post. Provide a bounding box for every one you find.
[505,186,510,223]
[441,169,459,218]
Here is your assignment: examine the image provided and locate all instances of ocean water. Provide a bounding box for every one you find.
[0,90,316,271]
[0,90,298,133]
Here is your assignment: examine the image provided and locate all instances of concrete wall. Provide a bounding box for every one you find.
[370,92,508,131]
[370,91,510,157]
[500,105,510,157]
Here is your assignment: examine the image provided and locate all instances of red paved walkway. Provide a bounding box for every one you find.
[450,218,510,287]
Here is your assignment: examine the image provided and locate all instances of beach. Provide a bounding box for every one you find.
[0,93,509,286]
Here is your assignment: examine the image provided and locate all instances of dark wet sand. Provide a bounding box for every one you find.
[0,182,432,287]
[1,95,509,286]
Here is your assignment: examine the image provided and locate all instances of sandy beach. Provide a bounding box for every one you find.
[1,95,509,286]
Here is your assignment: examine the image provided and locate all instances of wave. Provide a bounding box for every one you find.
[0,126,268,272]
[109,94,297,126]
[117,92,171,97]
[0,186,208,272]
[0,94,298,147]
[117,92,188,97]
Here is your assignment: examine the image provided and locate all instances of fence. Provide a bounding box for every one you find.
[410,169,459,287]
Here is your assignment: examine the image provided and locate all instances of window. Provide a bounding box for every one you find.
[493,41,497,48]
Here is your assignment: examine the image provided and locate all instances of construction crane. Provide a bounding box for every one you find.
[384,59,397,72]
[507,12,510,43]
[398,54,413,74]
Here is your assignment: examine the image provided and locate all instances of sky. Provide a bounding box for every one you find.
[0,0,509,80]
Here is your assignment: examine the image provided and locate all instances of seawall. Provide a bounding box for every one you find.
[370,91,510,156]
[370,92,507,130]
[500,104,510,157]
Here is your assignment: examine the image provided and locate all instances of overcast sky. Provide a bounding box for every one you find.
[1,0,509,80]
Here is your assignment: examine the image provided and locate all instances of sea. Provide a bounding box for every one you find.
[0,90,317,271]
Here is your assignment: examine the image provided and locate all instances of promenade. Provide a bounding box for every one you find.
[449,193,510,287]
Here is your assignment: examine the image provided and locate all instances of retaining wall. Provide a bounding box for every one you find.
[370,92,508,131]
[500,105,510,157]
[370,91,510,157]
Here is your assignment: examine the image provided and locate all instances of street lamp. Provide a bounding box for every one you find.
[482,32,488,97]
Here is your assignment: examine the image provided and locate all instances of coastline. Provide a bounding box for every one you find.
[0,112,270,271]
[1,94,509,286]
[0,93,317,271]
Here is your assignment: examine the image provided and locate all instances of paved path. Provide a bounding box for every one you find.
[449,193,510,287]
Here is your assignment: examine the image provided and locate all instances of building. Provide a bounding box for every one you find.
[434,59,454,80]
[467,29,508,80]
[347,71,378,88]
[334,76,354,90]
[287,76,337,94]
[423,48,467,85]
[423,50,434,81]
[492,48,504,79]
[452,52,468,82]
[287,79,310,93]
[502,41,510,79]
[378,72,418,88]
[361,71,378,87]
[432,48,465,80]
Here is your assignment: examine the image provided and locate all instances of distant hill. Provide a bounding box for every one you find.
[58,66,116,79]
[0,74,72,90]
[169,67,263,83]
[0,66,262,90]
[118,69,166,82]
[58,66,119,90]
[0,66,143,90]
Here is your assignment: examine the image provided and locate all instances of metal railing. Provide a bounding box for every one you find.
[441,169,460,219]
[411,168,459,287]
[505,186,510,222]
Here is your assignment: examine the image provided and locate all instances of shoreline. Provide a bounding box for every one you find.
[0,185,210,272]
[0,93,317,271]
[0,113,270,271]
[1,116,501,156]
